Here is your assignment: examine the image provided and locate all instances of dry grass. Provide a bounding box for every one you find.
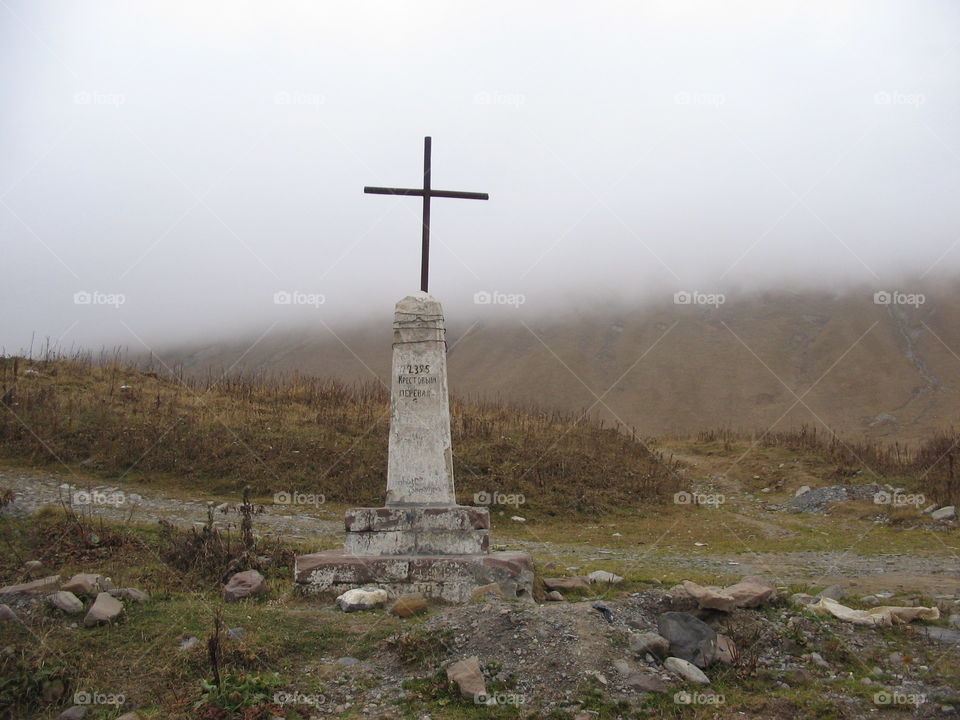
[0,354,680,515]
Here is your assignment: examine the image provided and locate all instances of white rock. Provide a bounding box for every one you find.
[336,587,388,612]
[510,516,526,522]
[664,656,710,684]
[931,506,956,521]
[588,570,624,585]
[795,485,811,496]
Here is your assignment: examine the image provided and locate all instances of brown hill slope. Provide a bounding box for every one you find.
[159,282,960,443]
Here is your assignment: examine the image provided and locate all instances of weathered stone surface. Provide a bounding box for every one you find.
[50,591,84,614]
[336,587,388,612]
[223,570,266,602]
[83,592,122,627]
[546,590,565,602]
[446,655,487,700]
[343,527,489,556]
[0,604,17,622]
[682,581,736,612]
[24,560,43,572]
[109,588,148,603]
[588,570,624,584]
[390,592,427,617]
[543,576,590,591]
[625,671,670,693]
[470,583,504,601]
[62,574,100,596]
[790,592,817,607]
[629,631,670,659]
[386,293,456,507]
[932,505,957,521]
[664,656,710,684]
[716,634,738,664]
[0,575,60,595]
[346,506,489,532]
[296,551,533,603]
[657,612,718,668]
[723,576,776,608]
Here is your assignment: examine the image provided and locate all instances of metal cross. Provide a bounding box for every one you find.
[364,136,488,293]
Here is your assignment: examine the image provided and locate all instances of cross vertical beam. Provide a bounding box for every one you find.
[364,137,488,293]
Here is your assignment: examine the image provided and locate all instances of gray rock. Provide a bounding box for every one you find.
[61,574,100,596]
[657,612,718,668]
[818,584,845,600]
[795,485,811,496]
[922,503,938,515]
[625,671,670,693]
[50,591,84,614]
[587,570,624,584]
[664,656,710,684]
[0,604,17,622]
[336,657,359,666]
[223,570,266,602]
[789,593,816,607]
[546,590,565,602]
[949,614,960,629]
[629,631,670,659]
[808,652,830,668]
[24,560,43,572]
[180,635,199,650]
[83,592,122,627]
[0,575,60,595]
[446,655,487,700]
[931,505,957,521]
[109,588,148,603]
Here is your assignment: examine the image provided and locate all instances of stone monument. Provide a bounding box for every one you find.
[294,137,534,602]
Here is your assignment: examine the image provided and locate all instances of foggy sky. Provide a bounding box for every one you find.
[2,1,959,354]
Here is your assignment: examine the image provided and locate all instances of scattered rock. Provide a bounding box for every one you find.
[629,631,670,659]
[682,580,736,612]
[58,706,88,720]
[657,612,718,668]
[50,591,84,614]
[664,656,710,684]
[795,485,811,496]
[116,713,142,720]
[818,584,845,600]
[723,576,776,608]
[510,516,526,522]
[390,592,427,617]
[0,575,60,595]
[336,587,388,612]
[336,657,359,666]
[109,588,148,603]
[789,593,816,607]
[625,671,670,693]
[0,604,17,622]
[446,655,487,700]
[545,590,564,602]
[587,570,624,584]
[543,576,590,591]
[808,652,830,668]
[61,574,101,596]
[922,503,938,515]
[223,570,267,603]
[931,505,957,521]
[180,635,199,650]
[83,592,123,627]
[24,560,43,572]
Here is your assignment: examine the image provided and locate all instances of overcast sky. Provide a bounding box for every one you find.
[2,0,959,353]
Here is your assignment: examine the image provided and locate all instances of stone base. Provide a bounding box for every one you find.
[343,505,490,556]
[294,550,534,603]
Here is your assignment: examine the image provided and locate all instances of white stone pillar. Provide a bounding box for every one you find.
[385,292,456,506]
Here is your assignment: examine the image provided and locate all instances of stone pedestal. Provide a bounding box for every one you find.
[295,293,534,602]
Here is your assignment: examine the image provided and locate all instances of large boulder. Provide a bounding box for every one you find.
[446,656,488,701]
[50,591,84,614]
[335,587,388,612]
[83,592,123,627]
[657,612,718,668]
[222,570,266,603]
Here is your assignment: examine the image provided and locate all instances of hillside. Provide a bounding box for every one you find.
[160,281,960,444]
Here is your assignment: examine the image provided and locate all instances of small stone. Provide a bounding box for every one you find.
[223,570,267,603]
[109,588,148,603]
[808,652,829,668]
[587,570,624,584]
[0,604,17,622]
[24,560,43,572]
[629,631,670,659]
[83,592,123,627]
[116,713,142,720]
[625,671,670,693]
[861,595,879,605]
[795,485,811,496]
[336,587,388,612]
[50,591,84,614]
[337,657,359,665]
[469,583,504,601]
[180,635,198,650]
[789,593,816,607]
[510,516,525,522]
[716,634,737,664]
[785,668,813,685]
[390,592,427,617]
[613,658,631,675]
[546,590,564,602]
[446,656,487,701]
[664,656,710,684]
[932,505,957,521]
[543,576,590,591]
[922,503,938,515]
[818,584,845,600]
[61,574,100,596]
[58,706,87,719]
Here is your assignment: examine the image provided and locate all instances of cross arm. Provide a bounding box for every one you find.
[364,186,489,200]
